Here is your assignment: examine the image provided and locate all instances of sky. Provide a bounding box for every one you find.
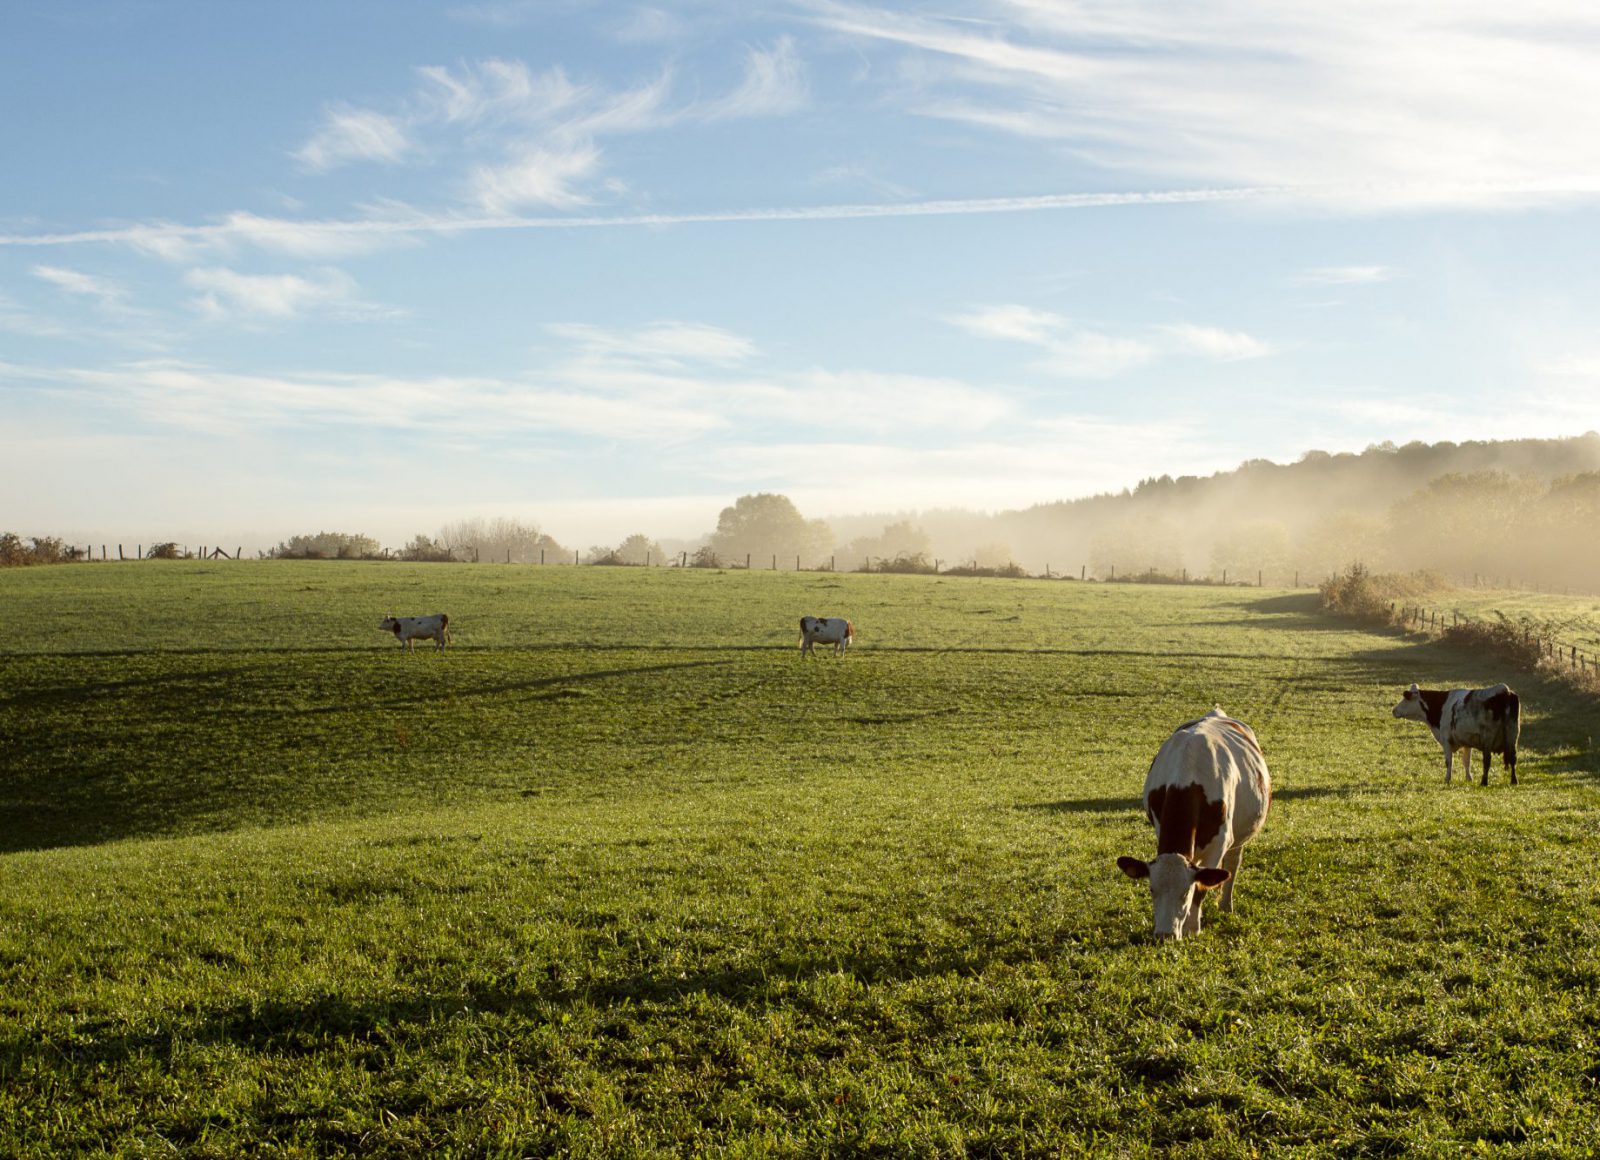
[5,0,1600,551]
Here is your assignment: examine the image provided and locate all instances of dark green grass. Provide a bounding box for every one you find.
[1,563,1598,1155]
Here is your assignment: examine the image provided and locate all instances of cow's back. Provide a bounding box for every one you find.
[1453,684,1519,754]
[1144,712,1270,856]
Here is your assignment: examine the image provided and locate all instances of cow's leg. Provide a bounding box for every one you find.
[1218,847,1244,913]
[1508,746,1518,785]
[1443,744,1454,785]
[1481,747,1491,787]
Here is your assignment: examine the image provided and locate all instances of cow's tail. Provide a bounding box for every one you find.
[1505,689,1520,771]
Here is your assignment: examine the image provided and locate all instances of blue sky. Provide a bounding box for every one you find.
[4,1,1600,549]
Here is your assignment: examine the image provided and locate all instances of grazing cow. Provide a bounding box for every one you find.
[799,615,854,657]
[1117,708,1272,941]
[1391,682,1519,785]
[379,612,451,652]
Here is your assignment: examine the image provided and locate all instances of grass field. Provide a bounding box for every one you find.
[2,562,1598,1156]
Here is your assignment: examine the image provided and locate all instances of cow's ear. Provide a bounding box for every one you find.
[1194,868,1232,890]
[1116,856,1150,880]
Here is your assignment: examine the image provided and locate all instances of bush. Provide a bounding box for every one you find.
[942,561,1029,579]
[146,543,184,560]
[1320,565,1449,620]
[1440,611,1550,670]
[867,553,939,575]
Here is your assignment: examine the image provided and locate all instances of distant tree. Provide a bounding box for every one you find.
[615,533,664,565]
[272,531,380,559]
[587,534,664,565]
[147,542,183,560]
[400,534,454,562]
[844,520,930,569]
[709,493,834,567]
[436,517,557,563]
[1293,510,1389,580]
[1210,520,1290,582]
[1089,517,1185,578]
[0,533,27,567]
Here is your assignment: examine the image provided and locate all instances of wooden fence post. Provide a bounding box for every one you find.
[575,549,580,565]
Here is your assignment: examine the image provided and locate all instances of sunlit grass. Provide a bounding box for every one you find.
[1,562,1597,1154]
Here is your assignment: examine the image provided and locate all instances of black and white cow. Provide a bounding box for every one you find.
[1392,682,1520,785]
[799,615,854,657]
[379,612,451,652]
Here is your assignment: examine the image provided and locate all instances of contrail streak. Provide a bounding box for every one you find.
[0,187,1288,249]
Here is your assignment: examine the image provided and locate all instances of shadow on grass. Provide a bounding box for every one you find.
[1018,786,1359,817]
[0,657,737,855]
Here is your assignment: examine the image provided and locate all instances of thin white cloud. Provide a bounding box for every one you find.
[801,0,1600,210]
[294,106,413,171]
[611,7,688,44]
[950,303,1067,345]
[952,304,1154,377]
[1039,331,1156,378]
[183,266,389,321]
[701,38,807,120]
[546,320,758,365]
[1160,323,1271,361]
[31,264,126,304]
[1292,265,1395,286]
[953,303,1268,374]
[469,143,602,212]
[419,59,591,127]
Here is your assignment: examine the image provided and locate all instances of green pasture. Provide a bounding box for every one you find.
[1,562,1598,1156]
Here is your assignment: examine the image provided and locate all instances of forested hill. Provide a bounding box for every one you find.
[832,432,1600,588]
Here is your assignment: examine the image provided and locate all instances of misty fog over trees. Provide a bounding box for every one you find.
[13,434,1600,591]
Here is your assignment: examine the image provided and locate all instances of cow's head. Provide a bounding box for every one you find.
[379,616,400,635]
[1117,853,1230,941]
[1392,682,1425,721]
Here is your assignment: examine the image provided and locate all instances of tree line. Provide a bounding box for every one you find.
[8,434,1600,589]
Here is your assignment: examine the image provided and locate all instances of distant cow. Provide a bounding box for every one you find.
[1117,708,1272,941]
[799,615,854,657]
[1392,682,1519,785]
[379,612,451,652]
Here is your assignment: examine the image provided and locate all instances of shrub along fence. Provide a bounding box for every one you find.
[1392,601,1600,678]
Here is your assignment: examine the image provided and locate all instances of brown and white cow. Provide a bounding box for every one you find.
[799,615,854,657]
[1117,708,1272,941]
[379,612,451,652]
[1391,682,1519,785]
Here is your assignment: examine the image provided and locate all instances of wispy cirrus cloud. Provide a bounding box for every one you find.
[32,264,128,305]
[1160,323,1272,361]
[701,38,807,120]
[288,46,804,214]
[5,318,1013,443]
[184,266,395,322]
[1291,265,1395,286]
[294,106,414,172]
[952,303,1270,376]
[800,0,1600,210]
[546,320,758,366]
